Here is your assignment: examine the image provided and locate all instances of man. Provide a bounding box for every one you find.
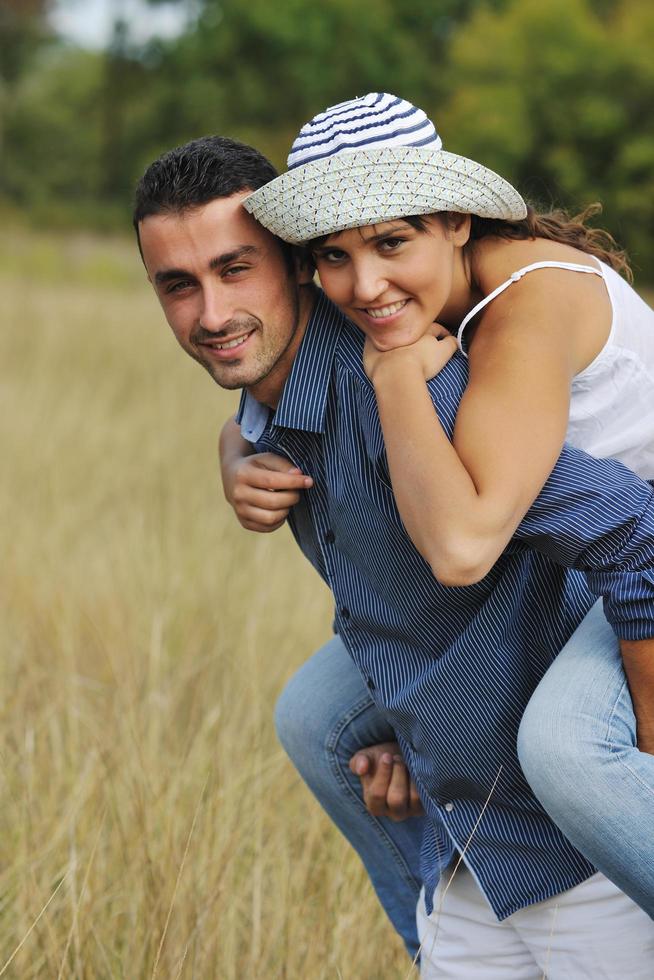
[134,135,654,976]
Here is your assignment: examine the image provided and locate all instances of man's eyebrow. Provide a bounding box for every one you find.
[154,268,192,285]
[153,245,260,285]
[209,244,259,269]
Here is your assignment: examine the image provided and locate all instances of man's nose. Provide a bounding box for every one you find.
[199,284,233,333]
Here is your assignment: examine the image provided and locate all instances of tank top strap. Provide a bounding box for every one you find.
[456,260,603,356]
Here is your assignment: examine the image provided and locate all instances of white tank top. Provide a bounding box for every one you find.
[456,259,654,480]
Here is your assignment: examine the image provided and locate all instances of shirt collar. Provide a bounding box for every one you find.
[237,288,347,438]
[237,390,269,444]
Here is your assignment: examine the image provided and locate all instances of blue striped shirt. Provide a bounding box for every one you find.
[237,289,654,918]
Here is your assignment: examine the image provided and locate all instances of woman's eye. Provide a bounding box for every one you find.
[317,249,347,264]
[379,237,405,252]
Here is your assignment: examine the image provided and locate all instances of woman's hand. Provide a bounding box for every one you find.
[363,326,458,385]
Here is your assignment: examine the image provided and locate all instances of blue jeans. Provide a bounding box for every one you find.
[517,599,654,917]
[275,604,654,959]
[274,635,425,958]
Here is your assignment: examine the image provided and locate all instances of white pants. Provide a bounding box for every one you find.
[417,865,654,978]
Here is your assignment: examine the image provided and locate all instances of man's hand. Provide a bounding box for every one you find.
[363,327,458,385]
[219,416,313,533]
[349,741,424,821]
[224,452,313,532]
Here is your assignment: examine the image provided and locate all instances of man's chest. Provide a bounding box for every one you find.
[260,377,413,582]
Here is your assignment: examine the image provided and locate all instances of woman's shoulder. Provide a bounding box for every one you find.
[471,236,601,294]
[467,237,611,373]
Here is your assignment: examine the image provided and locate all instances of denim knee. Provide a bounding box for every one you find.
[516,694,556,790]
[517,681,598,812]
[274,668,319,768]
[273,635,362,779]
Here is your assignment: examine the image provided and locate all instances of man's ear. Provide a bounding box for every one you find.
[294,246,316,285]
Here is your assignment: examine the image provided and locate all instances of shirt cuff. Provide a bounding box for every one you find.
[587,568,654,640]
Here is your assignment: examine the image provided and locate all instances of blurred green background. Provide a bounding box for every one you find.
[1,0,653,276]
[0,6,652,972]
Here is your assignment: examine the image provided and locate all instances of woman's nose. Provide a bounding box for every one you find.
[352,261,388,304]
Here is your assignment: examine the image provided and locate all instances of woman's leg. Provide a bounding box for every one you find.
[517,600,654,916]
[274,634,425,957]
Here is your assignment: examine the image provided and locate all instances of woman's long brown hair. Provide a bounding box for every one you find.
[446,203,632,282]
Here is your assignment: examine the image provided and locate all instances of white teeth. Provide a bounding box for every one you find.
[213,334,250,350]
[366,301,407,319]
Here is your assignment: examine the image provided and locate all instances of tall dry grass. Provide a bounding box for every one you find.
[0,229,409,978]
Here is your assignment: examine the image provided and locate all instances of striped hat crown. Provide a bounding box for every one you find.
[243,92,527,244]
[287,92,442,170]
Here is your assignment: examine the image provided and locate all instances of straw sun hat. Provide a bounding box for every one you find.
[244,92,527,244]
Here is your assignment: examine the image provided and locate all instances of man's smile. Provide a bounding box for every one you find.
[198,328,256,359]
[203,329,255,351]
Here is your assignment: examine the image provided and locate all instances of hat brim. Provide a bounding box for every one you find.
[244,145,527,244]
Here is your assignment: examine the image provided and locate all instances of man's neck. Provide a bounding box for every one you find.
[247,285,317,409]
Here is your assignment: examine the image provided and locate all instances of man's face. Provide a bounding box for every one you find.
[139,193,307,403]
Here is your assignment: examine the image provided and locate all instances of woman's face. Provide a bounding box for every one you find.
[311,215,470,351]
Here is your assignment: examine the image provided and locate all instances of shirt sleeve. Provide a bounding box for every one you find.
[513,443,654,640]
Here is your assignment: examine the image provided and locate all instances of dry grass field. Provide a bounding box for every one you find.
[0,229,410,978]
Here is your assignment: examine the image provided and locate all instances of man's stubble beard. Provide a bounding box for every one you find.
[198,286,302,394]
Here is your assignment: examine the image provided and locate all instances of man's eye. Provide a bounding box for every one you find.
[166,280,193,294]
[223,265,248,277]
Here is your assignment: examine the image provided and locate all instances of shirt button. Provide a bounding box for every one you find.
[366,676,376,691]
[444,802,455,813]
[324,529,335,544]
[340,607,350,620]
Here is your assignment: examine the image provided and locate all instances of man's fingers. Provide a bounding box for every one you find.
[246,466,313,492]
[349,740,403,779]
[242,516,287,533]
[349,752,372,777]
[386,756,412,821]
[235,487,301,511]
[251,454,314,488]
[364,752,395,815]
[237,503,292,530]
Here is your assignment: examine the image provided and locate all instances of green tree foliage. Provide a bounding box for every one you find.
[440,0,654,268]
[2,37,150,224]
[1,0,652,273]
[137,0,492,169]
[0,0,53,83]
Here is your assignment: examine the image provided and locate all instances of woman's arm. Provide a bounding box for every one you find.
[367,269,605,584]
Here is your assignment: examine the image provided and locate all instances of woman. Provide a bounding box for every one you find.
[234,92,654,938]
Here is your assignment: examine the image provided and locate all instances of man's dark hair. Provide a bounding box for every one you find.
[133,135,285,258]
